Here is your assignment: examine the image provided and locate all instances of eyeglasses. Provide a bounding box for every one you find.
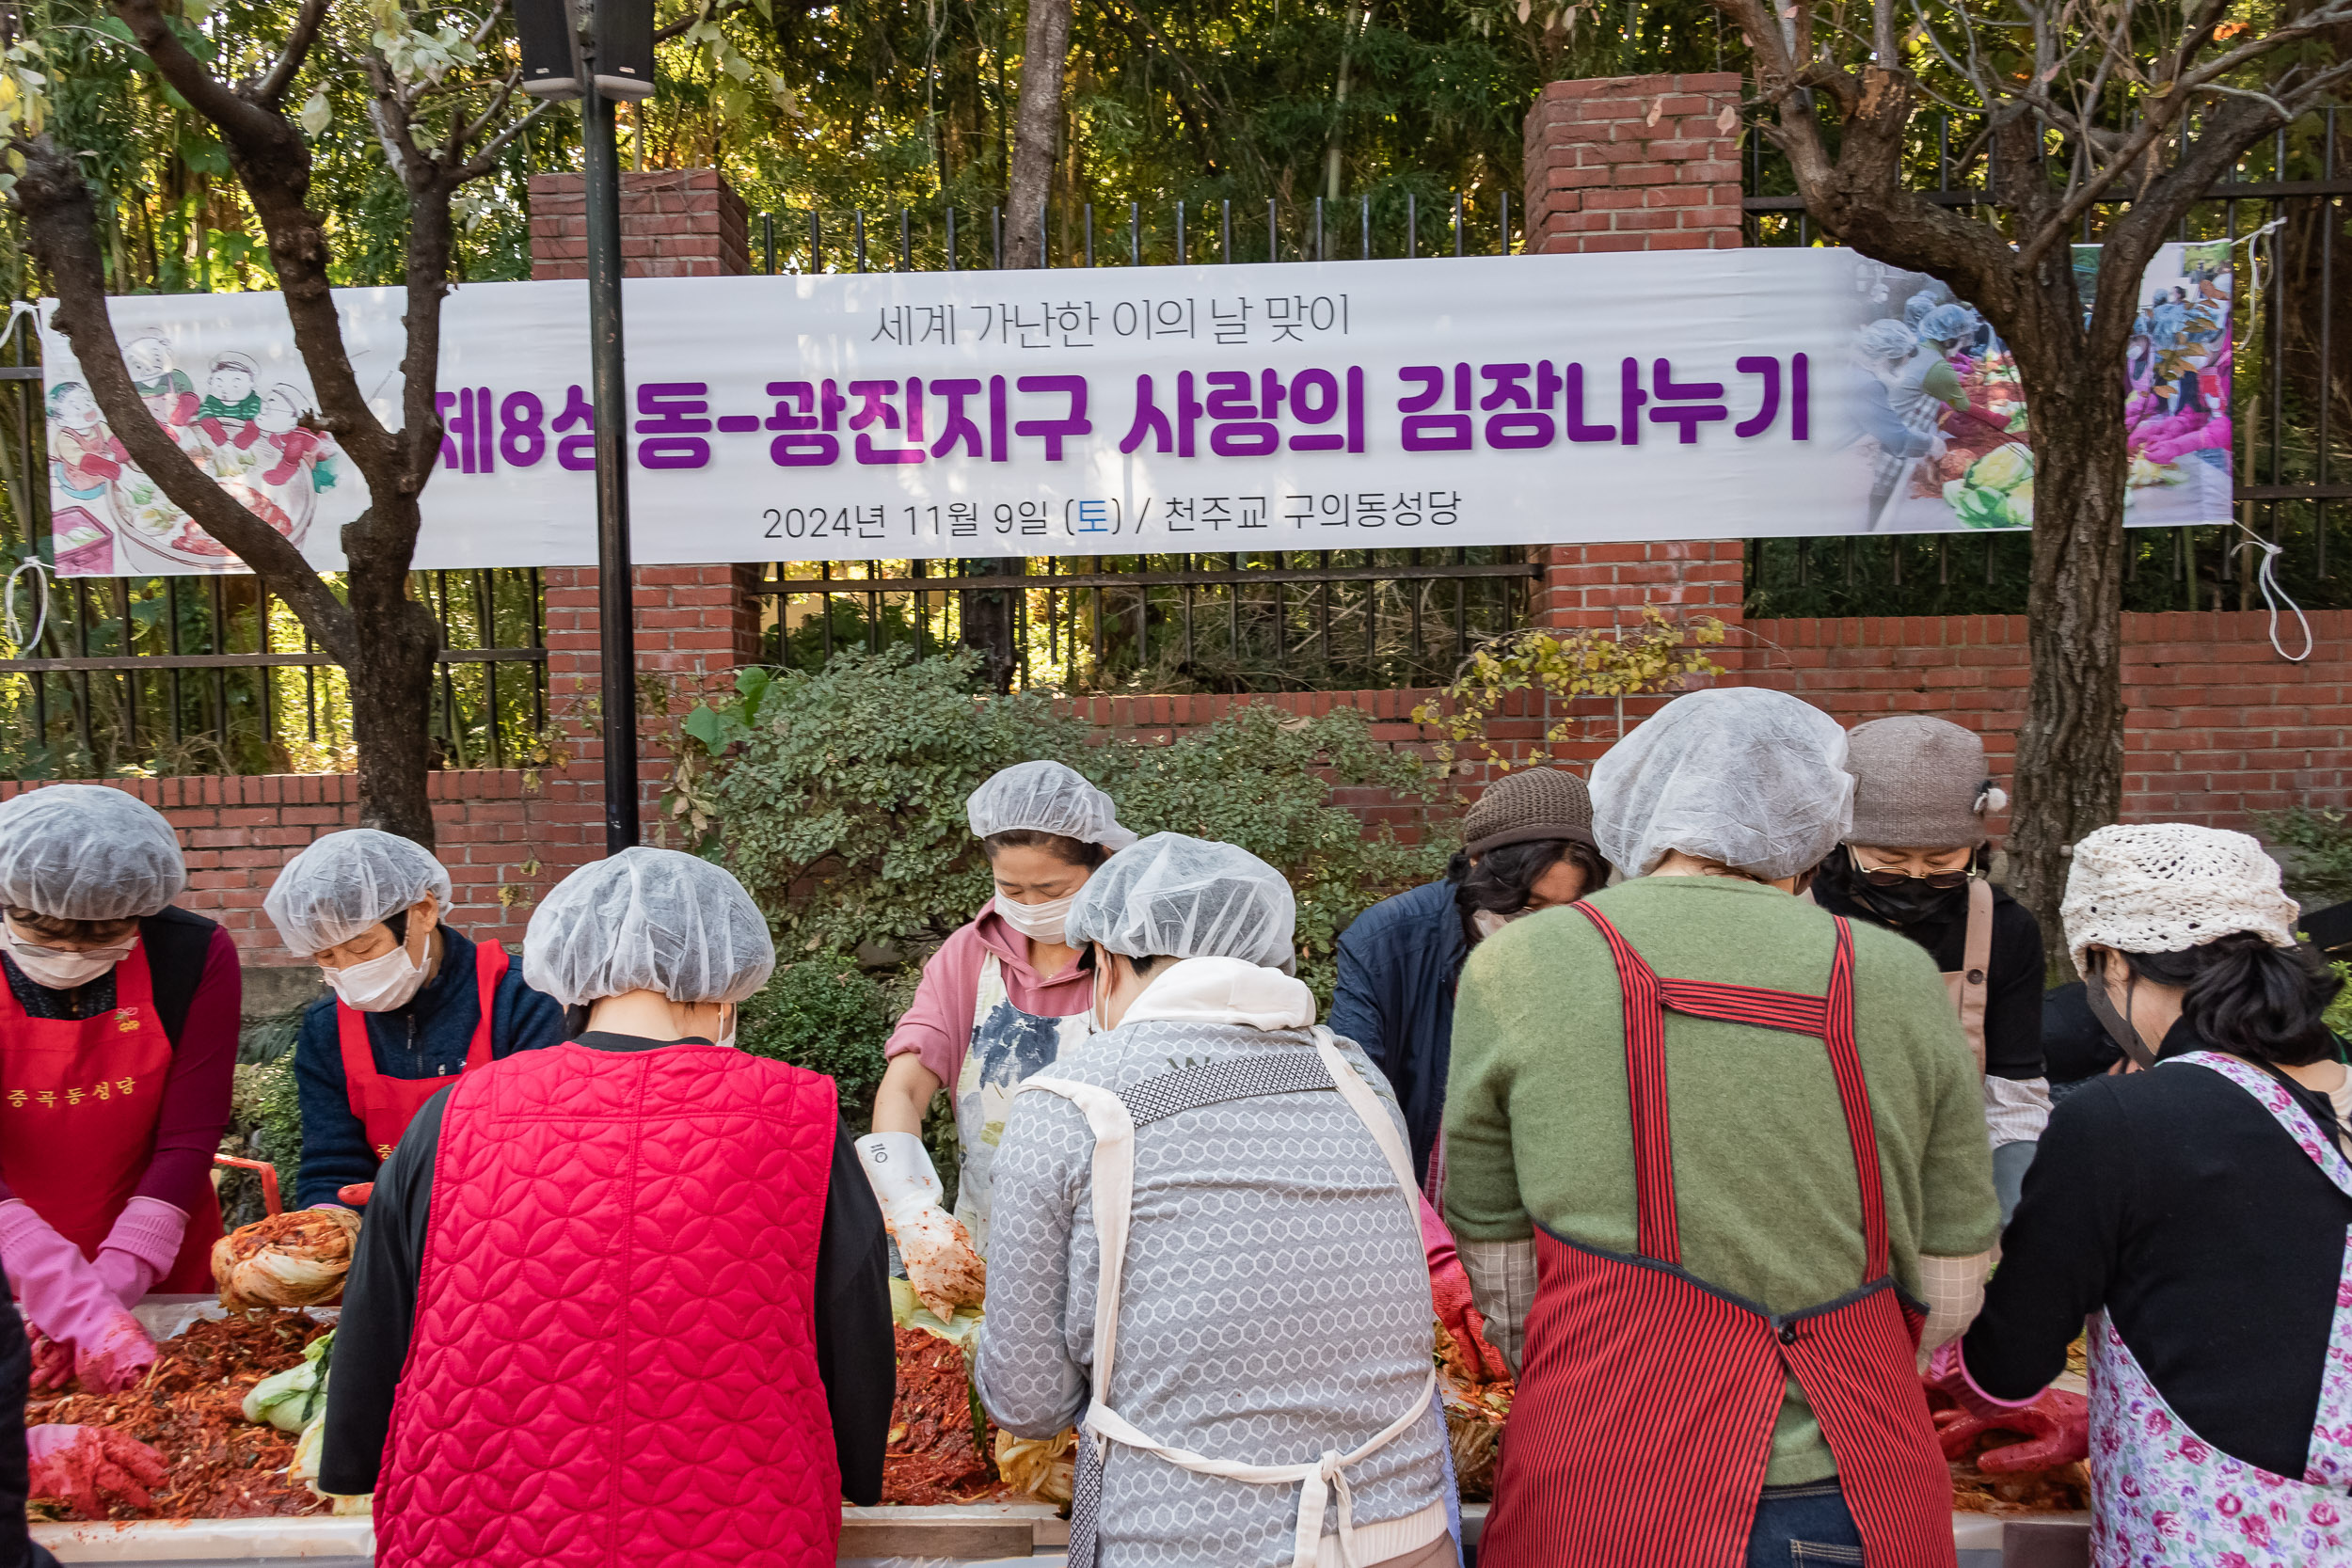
[1850,850,1973,890]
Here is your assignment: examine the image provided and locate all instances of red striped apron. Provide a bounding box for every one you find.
[1479,903,1954,1568]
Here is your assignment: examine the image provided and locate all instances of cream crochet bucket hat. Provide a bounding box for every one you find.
[2059,822,2301,981]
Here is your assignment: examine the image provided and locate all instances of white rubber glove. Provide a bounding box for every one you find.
[855,1131,986,1321]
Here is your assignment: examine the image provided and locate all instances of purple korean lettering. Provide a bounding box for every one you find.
[850,377,927,466]
[1119,372,1202,458]
[635,382,712,470]
[1480,363,1564,450]
[765,379,844,467]
[437,388,493,473]
[1014,374,1090,460]
[1399,363,1472,451]
[1647,359,1728,444]
[553,384,596,471]
[1563,363,1615,443]
[1618,358,1646,447]
[930,379,986,458]
[1204,370,1279,457]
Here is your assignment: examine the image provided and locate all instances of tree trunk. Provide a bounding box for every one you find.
[343,532,444,846]
[1004,0,1073,268]
[960,562,1019,691]
[2005,366,2131,972]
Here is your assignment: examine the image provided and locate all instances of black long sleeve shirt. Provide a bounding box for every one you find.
[1812,867,2046,1080]
[320,1032,893,1504]
[1963,1019,2352,1479]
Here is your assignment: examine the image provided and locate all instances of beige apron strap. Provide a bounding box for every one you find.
[1016,1075,1136,1408]
[1941,879,1994,1073]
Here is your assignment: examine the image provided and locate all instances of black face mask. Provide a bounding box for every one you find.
[1829,852,1968,928]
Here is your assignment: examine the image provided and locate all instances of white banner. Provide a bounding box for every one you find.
[37,245,2233,576]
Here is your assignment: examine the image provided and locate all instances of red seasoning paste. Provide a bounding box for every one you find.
[28,1313,333,1521]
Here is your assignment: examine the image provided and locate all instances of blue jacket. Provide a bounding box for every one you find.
[291,926,565,1207]
[1327,880,1465,1187]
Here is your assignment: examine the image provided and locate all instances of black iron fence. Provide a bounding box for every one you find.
[1742,109,2351,620]
[755,549,1537,693]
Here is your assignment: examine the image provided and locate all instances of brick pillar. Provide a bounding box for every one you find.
[527,168,752,279]
[1522,71,1744,256]
[528,170,760,832]
[1519,71,1748,689]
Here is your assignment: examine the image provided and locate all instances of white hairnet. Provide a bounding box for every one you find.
[522,847,775,1006]
[0,785,185,921]
[1590,689,1853,879]
[262,830,453,957]
[967,760,1136,850]
[1066,832,1295,969]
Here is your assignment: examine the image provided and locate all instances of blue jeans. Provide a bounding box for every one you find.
[1746,1480,1865,1567]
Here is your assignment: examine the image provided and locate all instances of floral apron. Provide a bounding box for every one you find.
[2087,1051,2352,1568]
[953,950,1093,1256]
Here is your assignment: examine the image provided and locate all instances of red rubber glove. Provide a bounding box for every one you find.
[1931,1390,2090,1472]
[26,1424,167,1520]
[26,1329,72,1393]
[336,1183,374,1208]
[1421,1195,1509,1384]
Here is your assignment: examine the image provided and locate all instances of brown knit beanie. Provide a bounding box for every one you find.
[1843,716,2009,849]
[1463,768,1597,856]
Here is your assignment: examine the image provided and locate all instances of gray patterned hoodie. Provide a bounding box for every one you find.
[974,957,1451,1568]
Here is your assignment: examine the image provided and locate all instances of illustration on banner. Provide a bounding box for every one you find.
[1838,240,2232,532]
[47,332,341,575]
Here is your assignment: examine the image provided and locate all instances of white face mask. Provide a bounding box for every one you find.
[1470,908,1527,942]
[326,942,427,1013]
[5,928,132,990]
[995,891,1077,946]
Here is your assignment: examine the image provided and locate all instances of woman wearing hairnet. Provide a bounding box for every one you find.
[859,760,1134,1321]
[263,831,564,1210]
[977,833,1455,1568]
[321,847,891,1567]
[1445,689,1999,1568]
[0,786,237,1395]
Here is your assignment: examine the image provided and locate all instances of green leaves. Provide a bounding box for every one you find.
[670,646,1451,1006]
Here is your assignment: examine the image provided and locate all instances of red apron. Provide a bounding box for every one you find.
[1480,904,1953,1568]
[0,943,221,1292]
[337,941,508,1162]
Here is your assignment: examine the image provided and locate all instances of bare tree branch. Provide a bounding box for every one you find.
[13,138,357,662]
[111,0,397,477]
[246,0,330,108]
[457,91,551,180]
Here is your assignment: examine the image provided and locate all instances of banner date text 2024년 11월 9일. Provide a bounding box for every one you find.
[36,245,2232,576]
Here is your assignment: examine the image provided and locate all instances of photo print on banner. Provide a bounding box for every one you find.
[1841,240,2233,534]
[37,245,2233,577]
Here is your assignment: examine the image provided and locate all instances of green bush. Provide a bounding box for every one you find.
[736,958,899,1130]
[1108,706,1449,998]
[2260,807,2352,907]
[671,647,1099,956]
[671,648,1454,1006]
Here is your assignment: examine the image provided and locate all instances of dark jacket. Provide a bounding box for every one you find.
[1328,880,1466,1187]
[292,926,564,1208]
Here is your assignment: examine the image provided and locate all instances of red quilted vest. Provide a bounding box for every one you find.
[374,1039,842,1568]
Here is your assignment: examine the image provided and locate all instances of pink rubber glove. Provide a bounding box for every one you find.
[1925,1338,2042,1420]
[1422,1194,1509,1385]
[91,1197,187,1309]
[26,1424,167,1519]
[1932,1390,2092,1473]
[0,1201,155,1392]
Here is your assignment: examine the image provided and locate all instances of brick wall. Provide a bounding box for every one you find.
[1740,610,2352,826]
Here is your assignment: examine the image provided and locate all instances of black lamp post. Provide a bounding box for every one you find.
[516,0,655,855]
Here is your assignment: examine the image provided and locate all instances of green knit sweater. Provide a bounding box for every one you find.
[1443,875,1999,1484]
